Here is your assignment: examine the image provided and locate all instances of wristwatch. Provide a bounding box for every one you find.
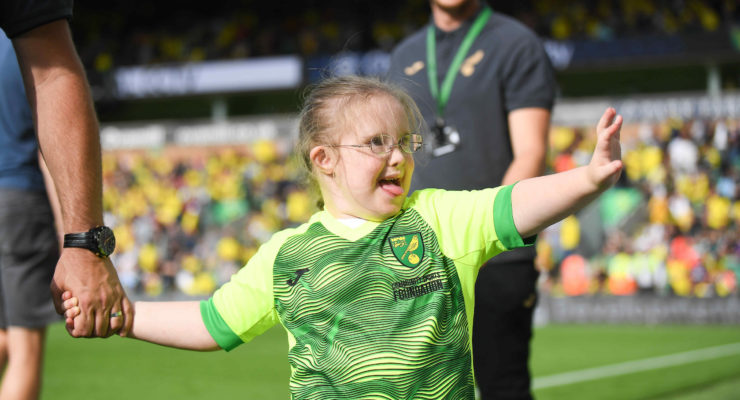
[63,226,116,258]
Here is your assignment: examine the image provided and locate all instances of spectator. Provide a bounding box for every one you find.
[387,1,556,398]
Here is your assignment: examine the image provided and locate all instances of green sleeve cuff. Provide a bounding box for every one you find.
[493,184,536,250]
[200,298,243,352]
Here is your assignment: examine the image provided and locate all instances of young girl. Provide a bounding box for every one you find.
[63,76,622,399]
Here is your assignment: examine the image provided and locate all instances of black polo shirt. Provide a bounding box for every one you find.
[387,6,556,192]
[1,0,72,38]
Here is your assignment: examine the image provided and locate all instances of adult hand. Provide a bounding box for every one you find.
[51,248,134,337]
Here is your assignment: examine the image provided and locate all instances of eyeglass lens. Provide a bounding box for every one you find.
[369,134,422,154]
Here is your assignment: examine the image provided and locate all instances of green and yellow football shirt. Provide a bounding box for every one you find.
[201,185,533,399]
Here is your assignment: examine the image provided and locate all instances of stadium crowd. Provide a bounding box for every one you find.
[507,0,739,40]
[100,114,739,299]
[538,115,739,298]
[70,0,740,73]
[103,142,313,298]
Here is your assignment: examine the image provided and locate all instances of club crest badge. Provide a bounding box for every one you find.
[389,233,424,268]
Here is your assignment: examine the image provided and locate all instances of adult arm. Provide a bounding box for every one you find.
[12,20,132,338]
[500,22,556,187]
[501,107,550,185]
[512,108,622,238]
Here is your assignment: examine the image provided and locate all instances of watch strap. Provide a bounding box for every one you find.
[64,232,92,249]
[63,226,115,258]
[63,231,96,252]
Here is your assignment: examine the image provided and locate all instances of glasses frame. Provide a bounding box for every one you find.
[329,133,423,155]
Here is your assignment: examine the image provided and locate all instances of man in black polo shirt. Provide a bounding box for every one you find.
[387,0,556,398]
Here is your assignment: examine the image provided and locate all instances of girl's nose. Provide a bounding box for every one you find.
[387,145,406,167]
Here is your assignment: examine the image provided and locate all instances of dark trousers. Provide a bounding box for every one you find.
[473,258,539,400]
[0,189,60,328]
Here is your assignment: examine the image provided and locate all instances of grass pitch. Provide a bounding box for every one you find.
[530,325,740,400]
[41,322,740,399]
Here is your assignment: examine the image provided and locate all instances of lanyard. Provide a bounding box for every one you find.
[426,6,492,117]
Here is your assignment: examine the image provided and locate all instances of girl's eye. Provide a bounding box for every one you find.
[370,136,385,146]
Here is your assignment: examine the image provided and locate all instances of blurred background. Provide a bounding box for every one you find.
[35,1,740,399]
[67,0,739,320]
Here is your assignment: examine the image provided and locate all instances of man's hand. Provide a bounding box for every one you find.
[51,248,133,337]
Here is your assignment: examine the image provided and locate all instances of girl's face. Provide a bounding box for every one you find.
[319,94,416,221]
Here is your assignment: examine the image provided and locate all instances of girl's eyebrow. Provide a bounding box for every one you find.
[357,131,385,141]
[352,132,376,142]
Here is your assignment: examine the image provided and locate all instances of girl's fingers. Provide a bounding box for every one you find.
[63,297,78,310]
[606,114,623,135]
[597,107,616,132]
[65,306,80,319]
[606,160,623,175]
[595,160,623,187]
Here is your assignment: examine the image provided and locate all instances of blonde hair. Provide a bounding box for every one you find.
[296,75,424,208]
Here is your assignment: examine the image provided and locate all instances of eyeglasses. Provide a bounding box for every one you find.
[330,133,423,154]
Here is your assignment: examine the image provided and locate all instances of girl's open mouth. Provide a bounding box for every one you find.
[379,178,403,196]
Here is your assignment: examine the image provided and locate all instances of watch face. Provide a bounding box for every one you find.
[94,226,116,257]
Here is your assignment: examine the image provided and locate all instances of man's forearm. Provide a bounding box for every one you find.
[13,20,103,231]
[35,69,103,232]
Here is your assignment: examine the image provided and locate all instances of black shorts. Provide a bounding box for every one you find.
[0,189,60,328]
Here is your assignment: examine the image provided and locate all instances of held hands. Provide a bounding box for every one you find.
[587,107,623,192]
[59,289,128,337]
[50,248,133,337]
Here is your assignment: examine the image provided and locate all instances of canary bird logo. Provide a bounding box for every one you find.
[389,233,425,268]
[461,50,484,77]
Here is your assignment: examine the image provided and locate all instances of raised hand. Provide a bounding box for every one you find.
[587,107,623,191]
[511,107,624,239]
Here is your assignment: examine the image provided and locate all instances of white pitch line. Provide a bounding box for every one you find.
[532,342,740,390]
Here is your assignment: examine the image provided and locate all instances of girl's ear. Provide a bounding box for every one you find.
[309,145,337,176]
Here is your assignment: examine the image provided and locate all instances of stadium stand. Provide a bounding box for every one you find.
[539,114,739,299]
[71,1,740,66]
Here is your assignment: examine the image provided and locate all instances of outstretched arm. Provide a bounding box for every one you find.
[63,293,219,351]
[511,107,623,238]
[127,301,220,351]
